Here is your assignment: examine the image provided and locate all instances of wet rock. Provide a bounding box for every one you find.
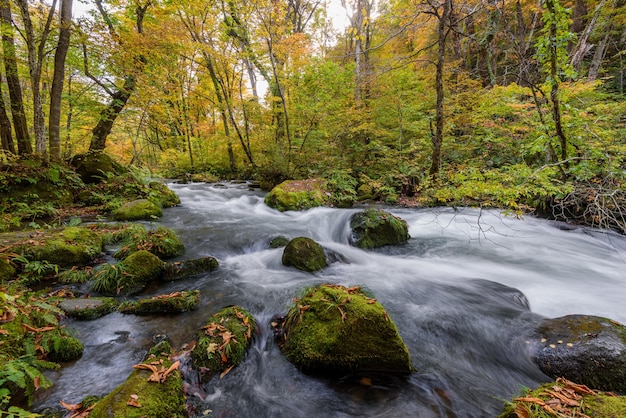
[47,335,84,362]
[349,208,410,249]
[120,250,164,287]
[113,199,162,221]
[90,250,164,295]
[278,284,413,375]
[191,306,256,380]
[532,315,626,393]
[282,237,327,272]
[119,290,200,315]
[269,235,290,249]
[58,297,119,320]
[69,151,126,184]
[264,178,329,212]
[162,257,218,280]
[88,340,187,418]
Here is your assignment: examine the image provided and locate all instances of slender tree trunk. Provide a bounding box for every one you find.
[570,0,607,72]
[430,0,451,178]
[0,0,31,155]
[546,0,568,162]
[89,76,136,150]
[0,80,15,154]
[588,32,609,81]
[49,0,73,162]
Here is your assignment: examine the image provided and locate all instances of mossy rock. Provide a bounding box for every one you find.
[281,237,327,272]
[499,378,626,417]
[532,315,626,393]
[191,306,256,378]
[264,179,329,212]
[119,290,200,315]
[162,257,218,280]
[91,251,163,295]
[113,226,185,260]
[279,284,413,375]
[349,208,410,249]
[0,255,16,281]
[88,341,187,418]
[119,250,164,288]
[12,227,103,267]
[58,297,119,320]
[148,181,180,208]
[69,151,126,184]
[47,334,84,362]
[269,236,290,249]
[113,199,163,221]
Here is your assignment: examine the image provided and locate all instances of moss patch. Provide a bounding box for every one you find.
[281,237,327,272]
[264,179,329,212]
[191,306,256,378]
[113,199,162,221]
[0,255,16,282]
[112,225,185,260]
[88,341,187,418]
[279,284,413,375]
[349,208,410,249]
[499,378,626,418]
[119,290,200,315]
[69,151,126,184]
[46,334,84,362]
[90,251,163,295]
[147,181,180,208]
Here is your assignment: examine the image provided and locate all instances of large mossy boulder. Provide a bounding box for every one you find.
[282,237,327,272]
[349,208,410,249]
[499,378,626,418]
[162,257,218,280]
[532,315,626,393]
[191,306,256,378]
[69,151,126,184]
[58,297,120,320]
[112,225,185,260]
[119,290,200,315]
[113,199,162,221]
[89,341,187,418]
[278,284,413,375]
[12,227,103,267]
[264,179,329,212]
[90,250,164,295]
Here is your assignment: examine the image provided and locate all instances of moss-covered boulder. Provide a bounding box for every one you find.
[278,284,413,375]
[113,199,162,221]
[11,227,103,268]
[113,225,185,260]
[349,208,410,249]
[58,297,119,320]
[147,181,180,208]
[162,257,218,281]
[119,291,200,315]
[69,151,126,184]
[499,378,626,418]
[90,250,163,295]
[269,236,290,249]
[532,315,626,393]
[47,334,84,362]
[281,237,327,272]
[264,179,329,212]
[0,255,16,281]
[89,341,187,418]
[191,306,256,378]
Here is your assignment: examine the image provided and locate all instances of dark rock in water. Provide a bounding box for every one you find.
[349,208,410,249]
[269,236,290,249]
[69,151,126,184]
[533,314,626,393]
[58,297,119,320]
[278,284,413,376]
[282,237,327,272]
[162,257,218,280]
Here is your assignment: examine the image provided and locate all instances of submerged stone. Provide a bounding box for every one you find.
[88,341,187,418]
[119,290,200,315]
[279,284,413,375]
[58,297,119,320]
[162,257,218,280]
[191,306,256,379]
[349,208,410,249]
[264,179,329,212]
[532,314,626,393]
[282,237,327,272]
[113,199,162,221]
[269,236,290,249]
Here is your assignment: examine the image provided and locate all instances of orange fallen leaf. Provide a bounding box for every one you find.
[59,400,81,411]
[127,394,142,407]
[220,365,234,379]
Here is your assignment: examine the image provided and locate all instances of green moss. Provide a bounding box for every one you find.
[112,199,162,221]
[90,251,163,295]
[264,179,329,211]
[119,290,200,315]
[349,208,410,249]
[281,284,413,375]
[147,182,180,208]
[69,151,126,184]
[191,306,256,377]
[113,225,184,260]
[269,236,290,248]
[46,334,84,362]
[281,237,327,272]
[0,255,16,282]
[162,257,218,280]
[89,341,187,418]
[499,380,626,418]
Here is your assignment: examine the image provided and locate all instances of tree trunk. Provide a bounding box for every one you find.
[570,0,607,72]
[0,0,31,155]
[588,32,609,81]
[89,76,135,151]
[0,80,15,154]
[546,0,568,162]
[429,0,451,178]
[49,0,73,162]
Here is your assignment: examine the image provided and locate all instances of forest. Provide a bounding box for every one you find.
[0,0,625,230]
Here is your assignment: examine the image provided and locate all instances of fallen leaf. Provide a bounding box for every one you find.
[60,400,81,411]
[127,394,142,408]
[220,365,234,379]
[206,342,218,354]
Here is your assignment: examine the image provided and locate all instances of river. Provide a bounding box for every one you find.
[34,182,626,417]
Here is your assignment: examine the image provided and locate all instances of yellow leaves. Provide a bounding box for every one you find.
[132,359,180,383]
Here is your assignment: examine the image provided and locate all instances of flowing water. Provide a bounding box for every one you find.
[34,182,626,417]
